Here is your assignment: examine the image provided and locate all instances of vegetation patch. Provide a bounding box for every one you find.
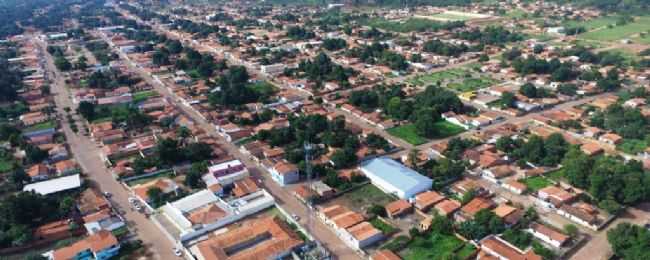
[370,217,398,234]
[338,184,395,209]
[388,124,429,145]
[132,90,160,103]
[400,231,476,260]
[617,139,648,154]
[521,176,553,191]
[579,16,650,41]
[23,121,55,132]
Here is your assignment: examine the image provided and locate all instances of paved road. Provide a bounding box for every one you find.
[97,30,361,260]
[34,36,180,260]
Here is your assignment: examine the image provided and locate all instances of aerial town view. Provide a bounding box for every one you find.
[0,0,649,259]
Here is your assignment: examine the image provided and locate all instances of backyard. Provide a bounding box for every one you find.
[132,90,160,103]
[399,231,476,260]
[617,139,648,155]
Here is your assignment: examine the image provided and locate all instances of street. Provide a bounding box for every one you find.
[34,36,180,260]
[98,30,361,260]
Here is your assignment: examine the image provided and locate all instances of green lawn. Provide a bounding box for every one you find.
[362,18,448,33]
[400,232,476,260]
[132,90,160,103]
[617,139,648,154]
[388,124,429,145]
[522,176,552,192]
[388,121,464,145]
[433,121,466,138]
[408,68,467,86]
[579,16,650,41]
[340,184,395,209]
[370,217,398,235]
[546,169,566,182]
[23,121,56,132]
[0,158,15,173]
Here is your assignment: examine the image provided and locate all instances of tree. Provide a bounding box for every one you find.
[564,224,578,237]
[499,91,517,108]
[478,54,489,62]
[54,56,72,71]
[77,101,96,120]
[184,142,213,162]
[367,204,387,217]
[330,149,357,169]
[9,167,28,190]
[156,138,183,165]
[58,196,75,216]
[461,189,476,205]
[429,214,453,235]
[608,223,650,260]
[185,162,207,189]
[75,56,87,70]
[146,187,165,207]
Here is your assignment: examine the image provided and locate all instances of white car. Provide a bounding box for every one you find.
[173,247,182,257]
[128,197,138,204]
[134,204,143,212]
[292,214,300,221]
[103,191,112,198]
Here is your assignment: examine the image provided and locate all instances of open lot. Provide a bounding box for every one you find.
[419,11,491,22]
[330,183,395,212]
[399,231,476,260]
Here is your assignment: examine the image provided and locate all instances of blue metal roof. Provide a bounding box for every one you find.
[360,157,432,193]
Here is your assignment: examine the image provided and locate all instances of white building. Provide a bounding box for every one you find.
[201,159,249,187]
[359,157,432,199]
[158,189,275,243]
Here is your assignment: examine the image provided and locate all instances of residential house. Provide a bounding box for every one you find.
[385,199,413,219]
[132,178,179,206]
[599,133,622,145]
[55,159,79,175]
[414,190,445,211]
[502,180,527,195]
[527,222,569,248]
[457,197,496,222]
[478,235,542,260]
[435,199,461,217]
[51,230,120,260]
[28,163,50,182]
[269,161,300,186]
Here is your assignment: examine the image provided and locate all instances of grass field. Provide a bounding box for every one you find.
[363,18,449,33]
[400,231,476,260]
[339,184,395,210]
[408,68,467,86]
[433,121,466,138]
[388,124,429,145]
[132,90,160,103]
[388,121,464,145]
[522,176,552,192]
[546,169,566,182]
[446,77,498,92]
[563,16,618,31]
[579,16,650,41]
[23,120,56,132]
